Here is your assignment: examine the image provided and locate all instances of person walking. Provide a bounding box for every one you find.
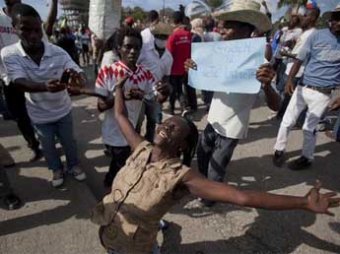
[273,5,340,170]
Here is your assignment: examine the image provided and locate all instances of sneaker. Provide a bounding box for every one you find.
[69,166,86,181]
[52,170,64,187]
[273,150,285,167]
[159,219,169,231]
[4,193,22,210]
[288,156,312,171]
[29,149,43,162]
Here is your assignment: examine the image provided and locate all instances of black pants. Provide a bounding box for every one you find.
[104,145,131,187]
[197,124,239,183]
[3,83,40,151]
[169,75,186,112]
[0,166,11,197]
[183,75,197,111]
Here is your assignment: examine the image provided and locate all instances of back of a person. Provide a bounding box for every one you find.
[302,28,340,88]
[167,27,191,76]
[57,35,78,61]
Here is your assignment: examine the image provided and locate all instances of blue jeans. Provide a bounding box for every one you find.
[34,112,79,172]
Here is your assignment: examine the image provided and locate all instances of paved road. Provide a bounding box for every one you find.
[1,68,339,253]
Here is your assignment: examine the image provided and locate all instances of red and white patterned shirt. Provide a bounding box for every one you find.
[95,61,155,147]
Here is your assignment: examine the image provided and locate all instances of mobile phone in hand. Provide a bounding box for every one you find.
[60,70,70,84]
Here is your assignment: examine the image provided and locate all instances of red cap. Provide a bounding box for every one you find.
[125,16,134,26]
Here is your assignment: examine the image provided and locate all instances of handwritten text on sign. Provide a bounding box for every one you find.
[188,37,266,94]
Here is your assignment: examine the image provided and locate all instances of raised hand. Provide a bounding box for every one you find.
[184,58,197,72]
[305,181,340,216]
[126,88,145,100]
[155,81,170,96]
[256,63,275,87]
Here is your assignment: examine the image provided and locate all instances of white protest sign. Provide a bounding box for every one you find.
[188,37,266,94]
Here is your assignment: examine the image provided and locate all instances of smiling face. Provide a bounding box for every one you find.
[154,116,190,151]
[118,36,142,68]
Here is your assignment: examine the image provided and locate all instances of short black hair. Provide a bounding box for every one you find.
[148,10,159,23]
[311,7,321,19]
[114,27,143,49]
[173,11,184,25]
[11,3,41,25]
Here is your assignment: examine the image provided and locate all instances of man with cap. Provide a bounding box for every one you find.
[185,0,280,206]
[273,4,340,170]
[137,22,173,142]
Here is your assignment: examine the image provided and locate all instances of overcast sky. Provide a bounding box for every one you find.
[0,0,338,22]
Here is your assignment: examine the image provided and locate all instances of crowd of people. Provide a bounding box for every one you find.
[0,0,339,253]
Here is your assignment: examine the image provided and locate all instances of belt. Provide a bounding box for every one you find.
[301,83,334,94]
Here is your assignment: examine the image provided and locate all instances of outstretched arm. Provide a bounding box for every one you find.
[43,0,58,37]
[183,170,339,215]
[114,77,144,151]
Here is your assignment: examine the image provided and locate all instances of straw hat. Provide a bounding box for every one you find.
[323,4,340,20]
[152,22,174,36]
[213,0,272,32]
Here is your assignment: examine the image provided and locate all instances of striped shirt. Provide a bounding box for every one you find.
[0,8,48,84]
[95,61,155,147]
[1,41,82,124]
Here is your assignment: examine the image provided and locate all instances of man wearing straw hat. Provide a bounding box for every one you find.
[137,21,174,142]
[186,0,280,207]
[273,4,340,170]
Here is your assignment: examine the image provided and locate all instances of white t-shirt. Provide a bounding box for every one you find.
[207,92,257,139]
[141,27,155,51]
[138,46,173,82]
[285,28,316,77]
[95,61,155,147]
[0,8,19,83]
[100,50,120,68]
[1,41,83,124]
